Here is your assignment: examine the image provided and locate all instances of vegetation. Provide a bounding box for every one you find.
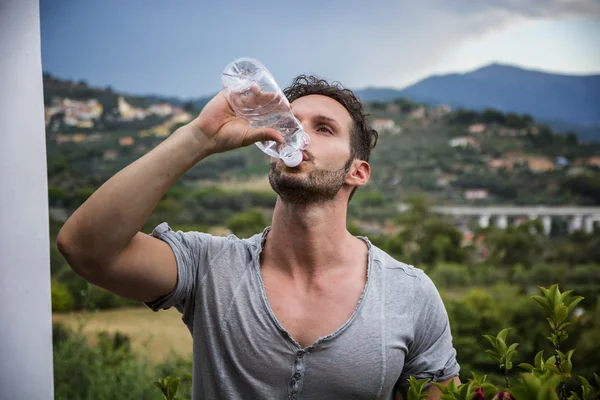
[45,76,599,398]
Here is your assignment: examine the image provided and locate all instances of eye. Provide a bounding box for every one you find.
[317,126,333,135]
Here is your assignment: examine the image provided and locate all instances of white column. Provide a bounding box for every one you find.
[0,1,54,398]
[542,216,552,236]
[496,215,508,229]
[570,215,583,233]
[585,216,600,234]
[479,214,490,229]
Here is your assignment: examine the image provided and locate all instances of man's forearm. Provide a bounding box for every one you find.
[57,125,212,269]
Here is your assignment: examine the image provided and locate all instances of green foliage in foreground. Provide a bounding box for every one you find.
[52,322,192,400]
[400,284,599,400]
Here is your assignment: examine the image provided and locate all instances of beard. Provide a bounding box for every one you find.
[268,156,352,206]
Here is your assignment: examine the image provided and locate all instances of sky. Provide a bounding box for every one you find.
[39,0,600,99]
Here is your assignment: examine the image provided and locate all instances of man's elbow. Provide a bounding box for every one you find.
[56,228,104,279]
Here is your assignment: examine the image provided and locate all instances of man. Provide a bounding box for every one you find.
[57,75,460,399]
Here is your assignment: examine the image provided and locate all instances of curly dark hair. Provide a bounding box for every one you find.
[283,75,378,164]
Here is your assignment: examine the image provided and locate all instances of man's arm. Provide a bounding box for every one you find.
[57,90,282,303]
[425,376,462,400]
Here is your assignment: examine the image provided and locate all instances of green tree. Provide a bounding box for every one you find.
[483,219,545,268]
[227,209,268,238]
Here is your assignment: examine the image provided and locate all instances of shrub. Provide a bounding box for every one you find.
[430,264,473,288]
[51,281,75,312]
[52,323,161,400]
[404,284,599,400]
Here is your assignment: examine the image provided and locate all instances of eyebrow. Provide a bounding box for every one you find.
[312,114,342,131]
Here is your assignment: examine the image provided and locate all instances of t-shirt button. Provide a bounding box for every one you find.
[296,350,304,357]
[294,372,301,380]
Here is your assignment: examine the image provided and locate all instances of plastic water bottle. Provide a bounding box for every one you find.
[221,57,310,167]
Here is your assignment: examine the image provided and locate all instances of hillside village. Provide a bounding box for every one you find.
[43,75,600,219]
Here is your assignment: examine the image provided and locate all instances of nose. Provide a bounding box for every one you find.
[298,129,310,151]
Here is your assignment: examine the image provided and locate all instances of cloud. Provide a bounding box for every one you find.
[443,0,600,19]
[38,0,600,97]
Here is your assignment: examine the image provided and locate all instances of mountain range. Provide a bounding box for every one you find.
[354,63,600,140]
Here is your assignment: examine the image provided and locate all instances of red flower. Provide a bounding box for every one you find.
[474,387,485,400]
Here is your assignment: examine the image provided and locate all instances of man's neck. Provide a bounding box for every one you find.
[264,197,357,279]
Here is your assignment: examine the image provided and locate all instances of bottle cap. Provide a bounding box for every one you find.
[282,150,303,167]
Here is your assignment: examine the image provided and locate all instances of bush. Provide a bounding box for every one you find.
[227,209,268,238]
[430,263,473,288]
[52,323,162,400]
[404,284,599,400]
[51,281,75,312]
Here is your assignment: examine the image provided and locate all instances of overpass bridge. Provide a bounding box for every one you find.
[398,205,600,235]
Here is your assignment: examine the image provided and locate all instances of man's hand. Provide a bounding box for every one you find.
[189,86,283,154]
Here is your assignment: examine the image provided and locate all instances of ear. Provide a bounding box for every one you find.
[345,159,370,188]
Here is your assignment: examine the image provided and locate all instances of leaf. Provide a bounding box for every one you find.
[482,335,497,349]
[537,376,560,400]
[544,364,560,375]
[534,351,545,369]
[166,377,180,400]
[560,288,574,303]
[485,349,502,362]
[563,359,572,376]
[507,343,519,352]
[497,337,508,355]
[457,382,472,400]
[556,305,569,324]
[497,328,511,343]
[532,295,553,315]
[567,296,584,314]
[511,373,541,400]
[153,381,167,397]
[549,284,561,309]
[519,363,535,372]
[559,321,573,330]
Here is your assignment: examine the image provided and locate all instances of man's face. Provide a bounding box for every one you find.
[268,94,354,205]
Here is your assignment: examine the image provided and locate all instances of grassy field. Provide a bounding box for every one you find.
[52,307,192,363]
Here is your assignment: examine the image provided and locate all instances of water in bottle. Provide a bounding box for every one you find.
[221,57,310,167]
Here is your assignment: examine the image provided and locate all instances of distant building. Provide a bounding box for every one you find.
[407,106,426,120]
[449,136,479,149]
[149,103,173,117]
[465,189,489,200]
[527,156,554,173]
[468,123,486,134]
[118,97,145,121]
[588,156,600,167]
[372,118,402,134]
[488,158,511,169]
[119,136,134,146]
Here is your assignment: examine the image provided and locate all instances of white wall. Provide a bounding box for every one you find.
[0,0,55,398]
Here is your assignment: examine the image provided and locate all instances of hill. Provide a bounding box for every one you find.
[355,64,600,141]
[42,72,600,214]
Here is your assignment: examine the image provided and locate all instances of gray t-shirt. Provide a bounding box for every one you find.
[146,222,459,399]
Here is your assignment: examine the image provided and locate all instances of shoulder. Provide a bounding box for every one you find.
[150,222,267,260]
[367,240,440,301]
